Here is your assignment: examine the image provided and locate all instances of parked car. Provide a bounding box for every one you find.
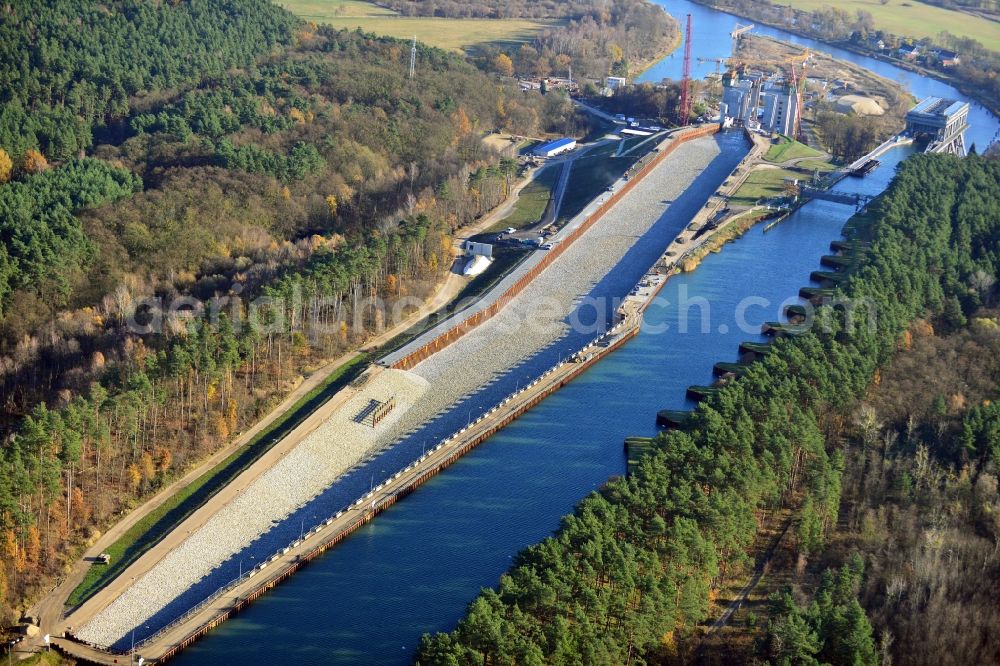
[541,243,554,250]
[505,227,516,234]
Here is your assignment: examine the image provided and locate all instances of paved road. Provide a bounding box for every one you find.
[539,161,569,228]
[573,99,622,124]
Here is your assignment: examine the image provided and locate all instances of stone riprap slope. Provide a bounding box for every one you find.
[76,369,428,646]
[398,137,723,429]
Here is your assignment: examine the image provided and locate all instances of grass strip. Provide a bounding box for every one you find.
[486,166,560,233]
[762,135,826,163]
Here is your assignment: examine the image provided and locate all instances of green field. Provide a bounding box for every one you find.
[763,135,827,163]
[783,0,999,47]
[732,156,840,206]
[730,167,810,206]
[281,0,557,51]
[286,0,396,17]
[66,353,370,608]
[489,165,561,232]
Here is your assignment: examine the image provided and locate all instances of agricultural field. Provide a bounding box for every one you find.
[781,0,999,46]
[285,0,396,18]
[281,0,558,51]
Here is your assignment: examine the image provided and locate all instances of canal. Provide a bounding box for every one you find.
[172,3,999,664]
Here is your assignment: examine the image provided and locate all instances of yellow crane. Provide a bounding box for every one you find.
[728,23,754,70]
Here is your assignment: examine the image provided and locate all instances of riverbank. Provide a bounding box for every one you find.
[118,130,868,666]
[156,0,1000,658]
[634,26,683,79]
[741,34,913,111]
[54,291,644,666]
[686,0,1000,118]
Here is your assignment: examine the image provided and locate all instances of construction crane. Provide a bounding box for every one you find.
[784,49,811,140]
[697,57,728,75]
[730,23,754,58]
[679,14,693,125]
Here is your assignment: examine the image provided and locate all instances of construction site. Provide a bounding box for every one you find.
[19,13,979,665]
[44,123,747,664]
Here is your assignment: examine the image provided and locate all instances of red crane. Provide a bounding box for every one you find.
[679,14,693,126]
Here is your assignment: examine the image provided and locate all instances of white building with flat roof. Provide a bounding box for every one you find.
[533,137,577,158]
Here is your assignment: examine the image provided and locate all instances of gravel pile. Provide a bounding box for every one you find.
[76,369,428,647]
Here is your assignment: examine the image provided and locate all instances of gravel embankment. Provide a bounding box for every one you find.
[76,135,722,646]
[392,137,722,432]
[76,369,428,646]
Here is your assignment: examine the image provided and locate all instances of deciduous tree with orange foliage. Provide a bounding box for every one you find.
[493,53,514,77]
[453,108,473,137]
[21,149,48,174]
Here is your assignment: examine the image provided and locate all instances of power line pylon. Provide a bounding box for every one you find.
[409,35,416,80]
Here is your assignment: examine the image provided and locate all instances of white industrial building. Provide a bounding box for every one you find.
[533,137,577,158]
[606,76,628,91]
[721,70,799,137]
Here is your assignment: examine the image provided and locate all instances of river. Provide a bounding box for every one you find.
[171,3,999,664]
